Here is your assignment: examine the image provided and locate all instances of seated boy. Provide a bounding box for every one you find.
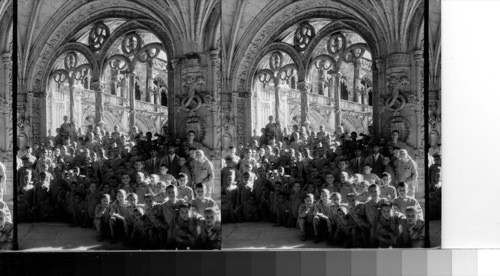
[159,164,176,186]
[94,194,111,241]
[393,182,423,219]
[70,192,87,227]
[378,172,397,200]
[359,184,383,247]
[376,198,404,248]
[143,193,168,248]
[362,164,380,185]
[289,182,305,227]
[399,206,425,248]
[109,189,129,243]
[200,207,222,250]
[85,183,101,227]
[175,202,203,250]
[161,184,185,249]
[235,173,254,222]
[298,193,315,241]
[190,183,219,219]
[274,192,290,227]
[177,173,194,202]
[331,206,354,248]
[313,189,333,243]
[129,206,154,249]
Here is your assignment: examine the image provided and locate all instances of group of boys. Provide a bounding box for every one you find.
[221,119,423,248]
[16,120,221,250]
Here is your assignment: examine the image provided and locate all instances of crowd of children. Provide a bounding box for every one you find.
[16,120,221,250]
[221,118,423,248]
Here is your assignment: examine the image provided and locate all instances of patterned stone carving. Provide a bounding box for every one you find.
[384,115,411,142]
[294,21,315,51]
[89,21,110,51]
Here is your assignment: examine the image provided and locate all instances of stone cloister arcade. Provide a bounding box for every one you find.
[17,0,222,159]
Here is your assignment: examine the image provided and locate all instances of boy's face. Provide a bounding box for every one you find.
[339,161,348,170]
[134,210,142,219]
[381,175,390,186]
[136,173,145,183]
[103,185,111,193]
[179,207,190,220]
[18,195,25,203]
[325,174,334,185]
[160,166,168,175]
[74,195,82,203]
[307,184,315,193]
[134,161,143,171]
[278,194,285,203]
[398,187,407,197]
[195,187,205,198]
[178,177,187,187]
[363,166,371,174]
[320,191,329,202]
[89,183,97,193]
[117,193,126,203]
[383,157,391,165]
[381,205,392,219]
[347,196,356,207]
[369,187,379,199]
[205,212,216,226]
[293,183,301,193]
[128,196,138,206]
[166,188,176,200]
[305,196,313,207]
[179,157,186,166]
[354,174,363,183]
[101,197,110,206]
[406,210,417,224]
[121,174,131,184]
[145,197,154,208]
[331,194,340,205]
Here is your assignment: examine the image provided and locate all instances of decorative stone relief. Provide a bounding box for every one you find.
[384,115,411,142]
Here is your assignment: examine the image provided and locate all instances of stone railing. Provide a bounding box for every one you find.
[340,99,372,113]
[81,89,168,114]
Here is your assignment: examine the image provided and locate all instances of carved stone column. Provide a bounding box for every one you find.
[353,59,361,103]
[127,72,137,131]
[1,53,12,154]
[146,61,153,103]
[374,59,384,136]
[332,72,342,130]
[273,78,280,123]
[68,78,76,122]
[73,88,82,130]
[318,69,324,95]
[91,81,105,127]
[210,49,221,153]
[110,69,118,95]
[297,80,309,126]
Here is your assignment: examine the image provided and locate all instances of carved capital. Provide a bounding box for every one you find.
[171,59,179,69]
[90,81,106,91]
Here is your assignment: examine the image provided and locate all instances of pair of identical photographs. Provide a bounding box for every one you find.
[0,0,441,251]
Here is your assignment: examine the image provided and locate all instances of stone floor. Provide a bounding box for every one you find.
[18,222,129,251]
[222,220,442,249]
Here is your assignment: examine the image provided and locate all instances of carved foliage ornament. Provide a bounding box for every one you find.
[384,75,409,114]
[89,22,110,52]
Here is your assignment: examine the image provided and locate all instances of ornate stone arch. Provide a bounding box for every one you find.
[231,1,386,93]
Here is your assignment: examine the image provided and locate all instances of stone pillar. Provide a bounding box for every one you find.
[110,69,117,95]
[353,60,361,103]
[373,59,384,136]
[73,88,82,130]
[68,78,76,122]
[1,53,12,154]
[318,69,324,95]
[210,50,221,154]
[297,80,309,126]
[127,72,137,131]
[273,78,281,123]
[333,72,342,130]
[91,81,105,127]
[146,61,153,103]
[413,49,424,154]
[120,76,128,99]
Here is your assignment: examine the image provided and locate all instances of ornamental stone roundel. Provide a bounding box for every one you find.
[89,21,110,51]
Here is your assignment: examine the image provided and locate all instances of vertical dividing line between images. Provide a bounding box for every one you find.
[12,0,18,251]
[423,0,431,249]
